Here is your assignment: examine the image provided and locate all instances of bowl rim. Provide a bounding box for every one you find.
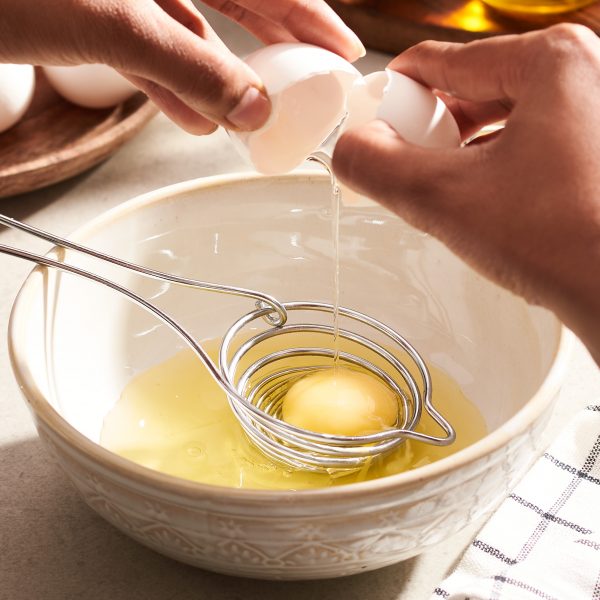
[8,171,575,505]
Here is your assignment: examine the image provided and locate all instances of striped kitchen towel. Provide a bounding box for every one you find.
[432,405,600,600]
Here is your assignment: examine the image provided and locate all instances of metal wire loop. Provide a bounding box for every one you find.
[219,302,456,472]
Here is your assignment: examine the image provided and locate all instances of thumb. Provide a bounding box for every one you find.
[332,119,530,306]
[332,120,481,234]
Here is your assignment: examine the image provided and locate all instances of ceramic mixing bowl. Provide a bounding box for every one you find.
[9,172,571,580]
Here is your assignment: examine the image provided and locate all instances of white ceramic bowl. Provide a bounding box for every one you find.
[9,172,571,580]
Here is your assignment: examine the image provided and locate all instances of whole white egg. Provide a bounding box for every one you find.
[0,64,35,134]
[43,64,137,109]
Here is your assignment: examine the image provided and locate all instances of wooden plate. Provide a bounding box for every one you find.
[0,69,158,198]
[327,0,600,55]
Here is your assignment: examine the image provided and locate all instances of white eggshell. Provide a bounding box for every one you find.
[43,64,137,109]
[232,43,361,175]
[340,70,460,206]
[345,69,460,148]
[0,64,35,134]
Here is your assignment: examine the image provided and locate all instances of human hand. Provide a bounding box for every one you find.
[332,25,600,363]
[0,0,364,133]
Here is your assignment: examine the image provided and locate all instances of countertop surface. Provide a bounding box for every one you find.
[1,8,599,600]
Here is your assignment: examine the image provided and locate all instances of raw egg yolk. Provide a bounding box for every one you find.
[281,367,398,436]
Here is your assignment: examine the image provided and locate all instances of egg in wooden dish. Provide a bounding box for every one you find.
[43,64,137,109]
[0,64,35,133]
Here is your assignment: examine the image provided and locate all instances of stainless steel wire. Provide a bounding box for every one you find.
[219,301,455,471]
[1,212,455,473]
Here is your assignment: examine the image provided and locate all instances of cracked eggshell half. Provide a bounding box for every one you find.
[231,43,361,175]
[340,70,461,206]
[344,69,460,148]
[0,64,35,134]
[43,64,137,109]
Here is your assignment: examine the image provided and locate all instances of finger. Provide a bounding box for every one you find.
[154,0,225,46]
[150,0,297,49]
[198,2,299,45]
[232,17,299,45]
[388,34,531,103]
[125,74,218,135]
[388,25,600,137]
[203,0,365,61]
[389,25,599,105]
[98,1,271,131]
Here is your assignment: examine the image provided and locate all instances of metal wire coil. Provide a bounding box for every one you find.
[220,301,455,472]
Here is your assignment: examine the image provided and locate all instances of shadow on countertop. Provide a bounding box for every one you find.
[0,168,94,222]
[0,438,416,600]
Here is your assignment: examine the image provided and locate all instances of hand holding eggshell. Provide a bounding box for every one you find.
[337,69,461,206]
[342,70,460,149]
[334,26,600,366]
[0,0,363,135]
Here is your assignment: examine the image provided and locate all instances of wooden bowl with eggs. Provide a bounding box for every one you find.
[0,65,156,198]
[8,172,572,579]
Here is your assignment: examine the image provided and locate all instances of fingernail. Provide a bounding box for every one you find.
[347,30,366,61]
[226,87,271,131]
[354,37,367,59]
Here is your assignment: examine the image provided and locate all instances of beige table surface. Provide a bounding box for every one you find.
[1,7,599,600]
